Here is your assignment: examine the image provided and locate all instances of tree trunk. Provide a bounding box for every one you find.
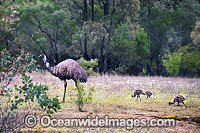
[91,0,94,21]
[147,0,152,75]
[83,0,88,21]
[90,0,95,59]
[99,36,105,73]
[83,0,89,60]
[99,0,109,73]
[84,31,89,60]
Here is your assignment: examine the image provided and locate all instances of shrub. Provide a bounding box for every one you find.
[178,45,200,75]
[68,81,95,112]
[115,65,128,75]
[162,50,182,76]
[0,49,60,132]
[77,57,98,76]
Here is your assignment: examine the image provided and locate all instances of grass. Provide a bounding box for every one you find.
[2,71,200,132]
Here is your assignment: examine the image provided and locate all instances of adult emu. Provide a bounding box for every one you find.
[39,54,87,102]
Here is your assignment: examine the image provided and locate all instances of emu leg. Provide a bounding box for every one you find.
[146,96,149,100]
[63,80,67,102]
[177,101,180,106]
[182,101,187,108]
[139,96,141,101]
[75,80,78,88]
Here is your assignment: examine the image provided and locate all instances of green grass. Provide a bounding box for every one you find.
[1,72,200,132]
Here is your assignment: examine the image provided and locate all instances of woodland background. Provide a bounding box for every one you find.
[1,0,200,77]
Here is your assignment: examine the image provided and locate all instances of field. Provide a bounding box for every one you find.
[5,72,200,132]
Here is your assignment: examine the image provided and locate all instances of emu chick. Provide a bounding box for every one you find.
[145,91,152,99]
[169,94,187,108]
[131,89,145,101]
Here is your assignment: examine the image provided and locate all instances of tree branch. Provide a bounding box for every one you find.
[32,16,56,43]
[72,0,84,12]
[27,33,46,54]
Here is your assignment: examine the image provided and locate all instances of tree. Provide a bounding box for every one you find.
[97,0,140,73]
[1,0,200,76]
[139,0,200,75]
[111,25,148,75]
[71,0,90,60]
[16,0,77,64]
[147,0,153,75]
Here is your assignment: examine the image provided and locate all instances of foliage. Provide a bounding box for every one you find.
[16,0,78,64]
[0,1,19,40]
[162,50,182,76]
[162,44,200,76]
[135,27,149,65]
[178,45,200,75]
[0,49,60,132]
[68,81,95,112]
[139,0,200,75]
[115,65,128,75]
[77,57,98,76]
[1,0,200,76]
[0,49,38,83]
[142,67,147,75]
[12,75,60,114]
[111,25,148,74]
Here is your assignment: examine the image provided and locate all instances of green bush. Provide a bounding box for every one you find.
[68,81,95,112]
[162,50,182,76]
[115,65,128,75]
[0,49,60,132]
[77,57,98,76]
[178,45,200,75]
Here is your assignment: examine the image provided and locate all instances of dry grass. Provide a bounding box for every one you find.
[6,72,200,132]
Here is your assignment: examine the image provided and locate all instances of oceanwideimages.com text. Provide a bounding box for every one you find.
[25,114,175,129]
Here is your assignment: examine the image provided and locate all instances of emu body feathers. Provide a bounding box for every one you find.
[46,59,87,82]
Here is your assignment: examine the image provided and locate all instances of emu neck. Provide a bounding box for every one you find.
[45,62,58,77]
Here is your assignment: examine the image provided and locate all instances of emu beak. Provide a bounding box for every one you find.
[39,54,44,58]
[39,54,46,63]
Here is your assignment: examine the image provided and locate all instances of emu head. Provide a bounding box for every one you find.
[39,54,47,64]
[132,94,136,97]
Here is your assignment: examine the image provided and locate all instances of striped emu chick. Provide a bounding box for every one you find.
[145,91,152,99]
[132,89,145,101]
[169,94,187,108]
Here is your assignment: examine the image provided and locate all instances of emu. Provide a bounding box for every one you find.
[169,94,187,108]
[145,91,152,99]
[39,54,87,102]
[131,89,145,101]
